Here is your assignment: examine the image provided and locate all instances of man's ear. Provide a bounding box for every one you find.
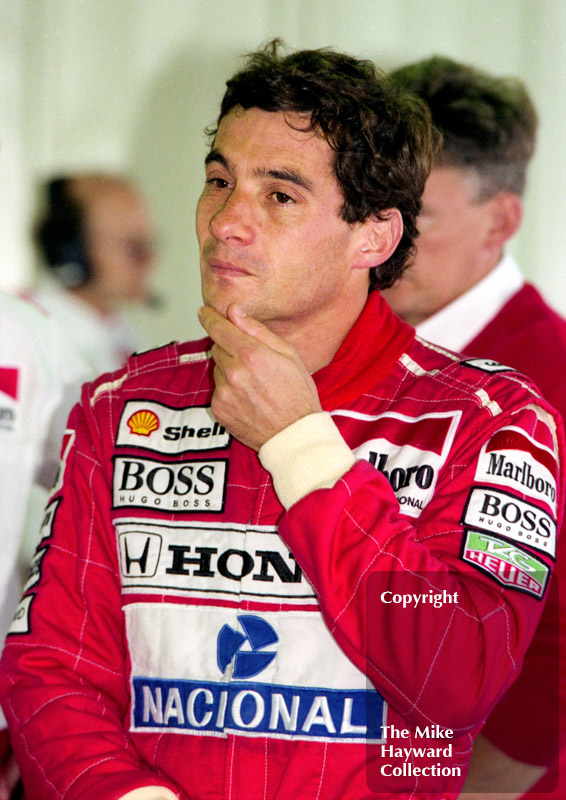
[484,191,523,252]
[352,209,403,270]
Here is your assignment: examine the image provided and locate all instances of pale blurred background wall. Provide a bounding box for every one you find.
[1,0,564,345]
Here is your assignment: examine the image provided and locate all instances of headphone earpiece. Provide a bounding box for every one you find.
[35,178,91,288]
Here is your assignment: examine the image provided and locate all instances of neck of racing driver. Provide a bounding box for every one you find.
[270,289,370,375]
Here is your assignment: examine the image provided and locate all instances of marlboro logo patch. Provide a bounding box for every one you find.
[475,427,558,514]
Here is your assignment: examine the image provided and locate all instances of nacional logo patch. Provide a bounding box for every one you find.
[113,456,227,513]
[217,615,279,679]
[475,427,558,514]
[129,607,387,742]
[461,530,550,599]
[462,486,556,558]
[116,400,230,454]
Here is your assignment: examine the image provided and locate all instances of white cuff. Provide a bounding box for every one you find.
[259,412,355,509]
[120,787,179,800]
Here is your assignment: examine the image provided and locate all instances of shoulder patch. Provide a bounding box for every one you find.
[461,530,550,599]
[462,358,515,374]
[474,427,557,515]
[462,485,556,559]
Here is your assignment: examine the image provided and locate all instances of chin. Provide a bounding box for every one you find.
[202,287,243,318]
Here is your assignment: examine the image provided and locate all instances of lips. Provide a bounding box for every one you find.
[209,258,252,278]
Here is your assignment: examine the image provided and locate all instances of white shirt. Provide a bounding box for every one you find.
[0,293,90,724]
[29,276,144,378]
[416,254,524,352]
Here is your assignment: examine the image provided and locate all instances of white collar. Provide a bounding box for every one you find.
[416,253,524,352]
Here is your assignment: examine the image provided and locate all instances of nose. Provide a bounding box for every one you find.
[208,189,254,246]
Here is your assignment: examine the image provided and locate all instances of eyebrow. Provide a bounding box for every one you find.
[204,149,228,169]
[204,149,314,192]
[259,168,314,192]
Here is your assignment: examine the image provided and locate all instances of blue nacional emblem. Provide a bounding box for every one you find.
[217,615,279,679]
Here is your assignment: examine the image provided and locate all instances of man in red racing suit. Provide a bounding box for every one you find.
[1,290,562,800]
[0,41,563,800]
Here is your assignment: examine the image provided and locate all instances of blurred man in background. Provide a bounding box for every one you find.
[28,172,157,376]
[0,171,156,796]
[384,55,566,799]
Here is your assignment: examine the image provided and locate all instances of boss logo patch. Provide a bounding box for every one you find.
[462,486,556,558]
[112,456,228,513]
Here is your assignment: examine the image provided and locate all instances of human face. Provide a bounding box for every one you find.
[196,106,370,339]
[382,166,499,327]
[85,185,156,307]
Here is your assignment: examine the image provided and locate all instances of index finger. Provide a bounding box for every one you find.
[198,305,252,356]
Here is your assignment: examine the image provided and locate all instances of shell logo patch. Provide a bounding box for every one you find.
[127,409,160,437]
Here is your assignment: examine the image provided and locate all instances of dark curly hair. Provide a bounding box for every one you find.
[390,56,537,198]
[207,40,439,290]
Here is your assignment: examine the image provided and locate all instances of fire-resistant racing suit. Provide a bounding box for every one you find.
[1,292,563,800]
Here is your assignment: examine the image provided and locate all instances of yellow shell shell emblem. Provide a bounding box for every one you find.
[127,409,160,436]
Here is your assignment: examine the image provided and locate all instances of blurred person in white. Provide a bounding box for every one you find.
[0,291,90,798]
[383,56,566,800]
[27,173,158,376]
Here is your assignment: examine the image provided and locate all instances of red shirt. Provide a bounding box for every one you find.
[467,284,566,794]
